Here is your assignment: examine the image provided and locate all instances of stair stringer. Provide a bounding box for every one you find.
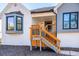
[41,37,58,53]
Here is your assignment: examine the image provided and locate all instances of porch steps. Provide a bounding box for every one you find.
[41,37,57,53]
[30,24,60,54]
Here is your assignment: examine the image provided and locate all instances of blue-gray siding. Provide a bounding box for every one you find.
[57,3,79,33]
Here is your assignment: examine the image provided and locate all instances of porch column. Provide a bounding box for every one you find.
[40,38,42,51]
[52,15,56,36]
[30,39,32,51]
[30,28,32,51]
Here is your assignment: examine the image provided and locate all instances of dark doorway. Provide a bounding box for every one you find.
[45,21,52,32]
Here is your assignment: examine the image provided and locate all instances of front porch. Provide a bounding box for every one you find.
[30,11,60,53]
[31,11,57,47]
[32,12,57,36]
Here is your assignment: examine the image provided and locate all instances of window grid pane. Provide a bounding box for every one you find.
[71,21,77,28]
[64,22,69,29]
[17,17,22,23]
[71,13,77,21]
[64,13,70,21]
[17,23,22,30]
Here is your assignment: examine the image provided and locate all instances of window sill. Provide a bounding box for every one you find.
[6,31,23,34]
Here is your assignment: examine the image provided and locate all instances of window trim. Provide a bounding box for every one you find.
[63,12,78,29]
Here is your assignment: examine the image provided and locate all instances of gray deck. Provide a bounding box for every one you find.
[0,45,69,56]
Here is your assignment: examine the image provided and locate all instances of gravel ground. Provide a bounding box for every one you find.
[0,45,68,56]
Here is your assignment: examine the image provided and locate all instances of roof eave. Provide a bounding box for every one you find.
[54,3,63,13]
[31,9,55,14]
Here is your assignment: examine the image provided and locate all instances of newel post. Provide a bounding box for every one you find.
[40,27,42,51]
[57,40,60,54]
[30,28,32,51]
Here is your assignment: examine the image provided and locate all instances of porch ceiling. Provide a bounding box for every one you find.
[32,12,56,18]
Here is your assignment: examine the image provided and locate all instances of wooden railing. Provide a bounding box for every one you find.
[40,24,60,49]
[45,24,56,36]
[30,24,40,38]
[30,24,60,53]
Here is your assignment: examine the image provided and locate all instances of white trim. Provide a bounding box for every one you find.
[54,3,63,13]
[32,12,55,17]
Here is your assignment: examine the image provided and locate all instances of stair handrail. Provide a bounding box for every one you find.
[30,24,60,53]
[39,24,60,42]
[40,24,60,53]
[30,24,60,42]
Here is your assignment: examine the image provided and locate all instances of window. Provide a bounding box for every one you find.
[6,16,14,31]
[63,12,78,29]
[16,16,23,31]
[6,11,23,34]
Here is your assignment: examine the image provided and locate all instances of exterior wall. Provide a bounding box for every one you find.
[57,3,79,48]
[0,20,2,39]
[2,4,32,46]
[57,3,79,33]
[57,33,79,48]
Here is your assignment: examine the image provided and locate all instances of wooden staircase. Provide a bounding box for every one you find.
[30,24,60,54]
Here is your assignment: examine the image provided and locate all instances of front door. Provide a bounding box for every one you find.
[45,21,52,32]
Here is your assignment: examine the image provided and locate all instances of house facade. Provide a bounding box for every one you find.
[0,3,79,53]
[55,3,79,48]
[1,3,32,46]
